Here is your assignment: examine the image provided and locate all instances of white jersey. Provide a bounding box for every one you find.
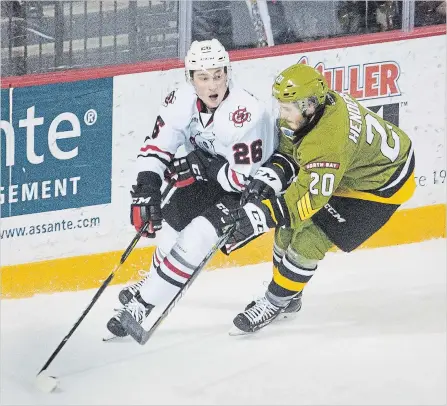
[136,82,277,192]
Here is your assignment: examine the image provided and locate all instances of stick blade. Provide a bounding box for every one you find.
[120,311,149,345]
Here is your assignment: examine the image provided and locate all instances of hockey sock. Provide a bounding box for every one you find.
[267,248,317,307]
[139,216,220,307]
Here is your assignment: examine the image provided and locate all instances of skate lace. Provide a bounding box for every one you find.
[125,299,146,323]
[127,270,149,294]
[138,269,149,278]
[114,307,126,320]
[244,297,280,324]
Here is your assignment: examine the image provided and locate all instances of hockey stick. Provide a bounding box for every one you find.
[121,225,235,345]
[35,180,176,392]
[246,0,269,47]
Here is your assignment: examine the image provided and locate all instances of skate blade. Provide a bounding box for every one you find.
[276,312,299,322]
[228,325,252,336]
[102,332,130,342]
[102,334,119,342]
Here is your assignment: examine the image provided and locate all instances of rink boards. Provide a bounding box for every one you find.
[1,26,445,298]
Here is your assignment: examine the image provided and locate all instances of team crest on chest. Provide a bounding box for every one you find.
[229,106,251,127]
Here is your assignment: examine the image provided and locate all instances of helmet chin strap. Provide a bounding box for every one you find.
[293,101,326,137]
[301,98,322,124]
[297,108,312,130]
[302,111,317,125]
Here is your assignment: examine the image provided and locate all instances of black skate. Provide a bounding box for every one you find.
[230,296,283,335]
[278,291,302,320]
[118,270,150,305]
[107,292,154,338]
[106,309,129,337]
[243,291,302,320]
[119,292,155,343]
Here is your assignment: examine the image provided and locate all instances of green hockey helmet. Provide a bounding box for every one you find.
[272,64,329,114]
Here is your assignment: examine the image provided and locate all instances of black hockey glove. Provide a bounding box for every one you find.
[241,152,298,205]
[222,196,291,254]
[130,172,163,238]
[165,149,227,188]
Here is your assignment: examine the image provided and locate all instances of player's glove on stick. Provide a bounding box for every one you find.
[166,149,227,187]
[222,196,291,253]
[241,152,298,205]
[130,172,163,238]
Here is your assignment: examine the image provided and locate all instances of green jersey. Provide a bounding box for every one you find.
[279,91,416,229]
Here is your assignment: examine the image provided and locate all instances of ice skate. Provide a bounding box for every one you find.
[107,292,154,338]
[106,308,129,338]
[277,291,302,321]
[119,292,155,343]
[230,296,283,335]
[118,270,150,305]
[243,291,302,321]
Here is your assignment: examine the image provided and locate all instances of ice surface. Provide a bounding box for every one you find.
[1,239,446,405]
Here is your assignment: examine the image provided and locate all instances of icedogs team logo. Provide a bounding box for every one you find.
[230,106,251,127]
[297,56,401,101]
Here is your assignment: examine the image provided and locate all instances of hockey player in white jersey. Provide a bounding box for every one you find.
[106,39,280,340]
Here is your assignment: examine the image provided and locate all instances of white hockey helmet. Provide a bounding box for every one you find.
[184,39,231,82]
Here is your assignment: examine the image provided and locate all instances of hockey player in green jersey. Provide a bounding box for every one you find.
[223,63,416,335]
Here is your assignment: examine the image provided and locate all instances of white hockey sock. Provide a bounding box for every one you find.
[139,216,219,307]
[139,222,179,279]
[148,247,164,273]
